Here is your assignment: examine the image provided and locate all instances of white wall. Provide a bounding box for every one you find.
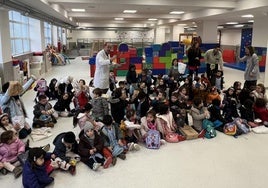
[252,16,268,47]
[221,30,241,46]
[29,18,42,52]
[68,30,154,43]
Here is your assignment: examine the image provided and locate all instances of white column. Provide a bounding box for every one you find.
[155,27,165,44]
[172,25,184,41]
[252,17,268,48]
[0,10,12,63]
[196,21,218,43]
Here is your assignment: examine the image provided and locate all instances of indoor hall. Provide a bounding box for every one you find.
[1,58,267,188]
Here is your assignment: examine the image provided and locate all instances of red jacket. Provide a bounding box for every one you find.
[253,106,268,122]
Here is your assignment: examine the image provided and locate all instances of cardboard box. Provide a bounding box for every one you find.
[179,125,198,140]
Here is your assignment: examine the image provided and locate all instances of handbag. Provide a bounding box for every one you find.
[165,132,179,143]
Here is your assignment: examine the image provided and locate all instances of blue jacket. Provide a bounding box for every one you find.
[52,132,78,162]
[22,160,54,188]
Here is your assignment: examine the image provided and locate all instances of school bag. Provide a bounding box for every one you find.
[36,79,47,93]
[234,118,250,134]
[223,122,237,136]
[202,119,217,139]
[145,130,160,149]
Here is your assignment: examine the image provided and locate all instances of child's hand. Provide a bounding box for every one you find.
[118,139,124,146]
[0,162,4,169]
[14,123,21,131]
[51,154,56,159]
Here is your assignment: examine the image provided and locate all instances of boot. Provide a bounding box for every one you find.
[1,168,8,175]
[13,166,23,178]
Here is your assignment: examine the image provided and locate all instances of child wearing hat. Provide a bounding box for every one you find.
[51,131,79,175]
[0,113,16,136]
[78,121,113,171]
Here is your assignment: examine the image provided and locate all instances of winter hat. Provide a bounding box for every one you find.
[0,113,8,120]
[83,121,94,133]
[63,132,76,144]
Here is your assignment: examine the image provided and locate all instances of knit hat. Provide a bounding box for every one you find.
[63,132,76,144]
[83,121,94,133]
[0,113,8,120]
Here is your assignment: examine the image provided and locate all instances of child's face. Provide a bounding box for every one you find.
[158,92,164,99]
[130,114,136,122]
[63,94,69,100]
[85,129,94,137]
[159,80,164,85]
[181,88,187,95]
[35,155,45,166]
[64,142,73,150]
[1,116,9,126]
[171,96,178,102]
[146,114,154,122]
[198,101,204,108]
[256,86,263,93]
[228,89,234,95]
[109,72,114,77]
[39,98,48,105]
[7,132,17,144]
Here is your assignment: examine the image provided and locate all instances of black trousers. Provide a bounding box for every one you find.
[206,64,218,81]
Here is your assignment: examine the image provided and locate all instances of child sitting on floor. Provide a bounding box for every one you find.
[90,88,109,121]
[0,130,25,178]
[22,147,54,188]
[78,122,113,171]
[33,95,57,128]
[52,131,79,175]
[0,113,17,136]
[100,115,126,160]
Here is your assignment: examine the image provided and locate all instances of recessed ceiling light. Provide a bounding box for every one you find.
[226,22,238,24]
[217,26,224,29]
[234,24,244,28]
[178,23,187,26]
[123,10,137,13]
[114,18,124,21]
[71,9,85,12]
[248,20,254,23]
[169,11,184,15]
[148,18,158,21]
[241,14,254,18]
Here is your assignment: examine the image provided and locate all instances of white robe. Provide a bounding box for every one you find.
[93,49,111,89]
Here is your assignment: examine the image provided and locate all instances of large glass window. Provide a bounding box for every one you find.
[44,22,52,46]
[9,10,30,56]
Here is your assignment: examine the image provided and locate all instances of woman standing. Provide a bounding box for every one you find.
[238,46,260,90]
[187,41,202,78]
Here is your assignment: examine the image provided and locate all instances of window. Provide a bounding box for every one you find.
[9,10,30,56]
[44,22,52,46]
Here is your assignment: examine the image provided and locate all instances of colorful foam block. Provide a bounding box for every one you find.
[152,44,161,51]
[130,57,142,64]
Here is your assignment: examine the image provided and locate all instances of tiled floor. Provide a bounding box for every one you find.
[1,58,267,188]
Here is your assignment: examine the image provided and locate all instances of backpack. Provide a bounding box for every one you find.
[223,122,237,136]
[145,130,160,149]
[202,119,217,139]
[36,79,47,93]
[234,118,250,134]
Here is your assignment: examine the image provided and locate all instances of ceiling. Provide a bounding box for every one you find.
[2,0,268,30]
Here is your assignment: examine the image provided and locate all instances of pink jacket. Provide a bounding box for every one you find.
[0,137,25,163]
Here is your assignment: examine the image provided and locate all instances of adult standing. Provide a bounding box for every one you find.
[93,42,117,94]
[204,47,223,81]
[238,45,260,90]
[187,41,202,78]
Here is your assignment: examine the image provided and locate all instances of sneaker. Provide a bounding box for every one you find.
[92,163,101,171]
[127,142,135,151]
[112,157,117,166]
[69,165,76,175]
[103,157,112,169]
[42,144,50,152]
[117,153,126,160]
[1,168,8,175]
[198,129,206,138]
[13,166,23,178]
[133,143,140,151]
[160,139,166,145]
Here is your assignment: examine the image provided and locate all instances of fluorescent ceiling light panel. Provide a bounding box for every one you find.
[71,9,85,12]
[234,24,244,28]
[248,20,254,23]
[148,18,158,21]
[123,10,137,13]
[169,11,184,14]
[226,22,238,24]
[217,26,224,29]
[178,23,187,26]
[241,14,254,18]
[114,18,124,20]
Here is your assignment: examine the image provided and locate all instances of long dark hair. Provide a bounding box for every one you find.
[246,46,255,56]
[28,147,46,169]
